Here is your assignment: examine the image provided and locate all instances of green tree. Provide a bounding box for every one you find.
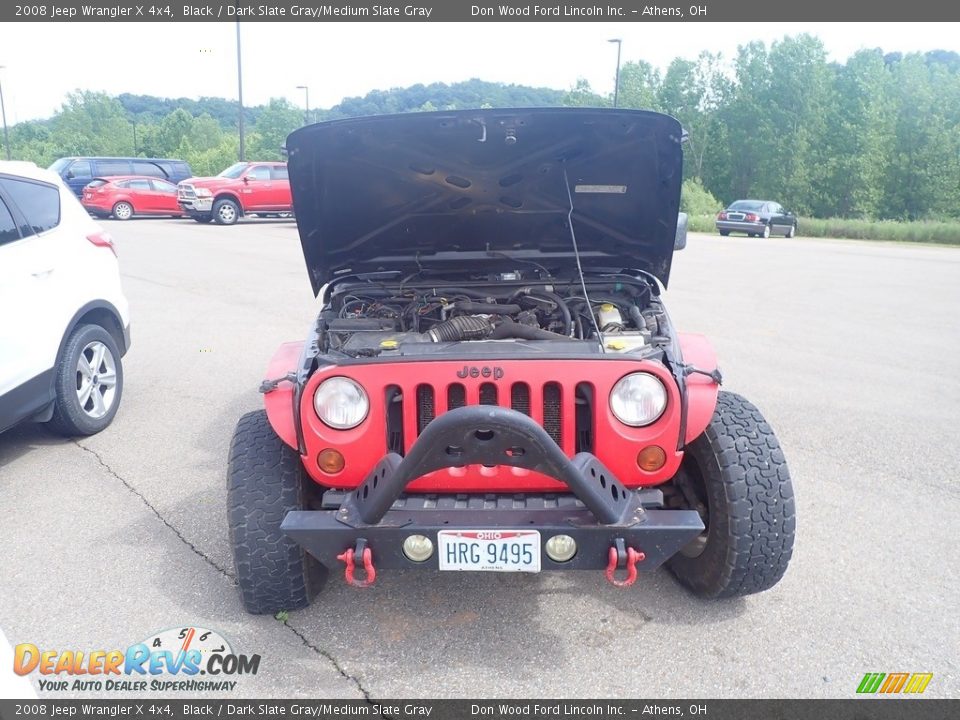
[248,98,301,159]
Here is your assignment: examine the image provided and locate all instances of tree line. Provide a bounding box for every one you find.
[4,36,958,220]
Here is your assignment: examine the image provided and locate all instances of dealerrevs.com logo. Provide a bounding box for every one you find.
[13,626,260,692]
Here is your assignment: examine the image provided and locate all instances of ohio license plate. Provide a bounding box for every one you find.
[437,530,541,573]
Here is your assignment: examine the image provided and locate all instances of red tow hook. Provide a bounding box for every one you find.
[337,539,376,588]
[605,541,645,588]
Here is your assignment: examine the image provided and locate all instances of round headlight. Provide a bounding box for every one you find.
[610,373,667,427]
[314,377,369,429]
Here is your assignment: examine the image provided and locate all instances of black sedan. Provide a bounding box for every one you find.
[715,200,798,238]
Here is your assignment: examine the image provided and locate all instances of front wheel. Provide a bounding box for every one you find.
[227,410,327,614]
[786,224,796,238]
[47,324,124,436]
[213,198,240,225]
[666,391,795,598]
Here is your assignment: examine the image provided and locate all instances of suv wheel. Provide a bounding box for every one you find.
[228,410,328,614]
[666,391,795,598]
[47,324,124,436]
[213,198,240,226]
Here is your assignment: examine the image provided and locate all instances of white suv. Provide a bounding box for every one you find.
[0,162,131,436]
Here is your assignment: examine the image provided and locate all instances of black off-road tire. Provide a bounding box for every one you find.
[667,391,795,598]
[227,410,327,614]
[47,324,124,437]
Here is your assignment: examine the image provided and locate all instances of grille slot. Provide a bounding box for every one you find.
[448,384,466,410]
[511,383,531,415]
[479,383,498,405]
[416,385,435,434]
[543,382,562,447]
[385,386,404,454]
[575,382,593,453]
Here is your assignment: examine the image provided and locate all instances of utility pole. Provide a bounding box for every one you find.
[608,39,622,108]
[236,21,245,161]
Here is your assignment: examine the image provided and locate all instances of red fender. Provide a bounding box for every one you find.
[677,333,720,445]
[262,341,303,449]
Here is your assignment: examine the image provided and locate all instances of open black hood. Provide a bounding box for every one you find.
[286,108,684,295]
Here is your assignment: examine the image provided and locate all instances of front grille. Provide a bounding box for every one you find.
[396,380,581,456]
[177,184,197,201]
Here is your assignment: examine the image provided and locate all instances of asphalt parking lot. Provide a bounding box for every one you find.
[1,218,958,699]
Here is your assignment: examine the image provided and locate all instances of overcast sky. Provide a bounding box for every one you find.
[0,22,956,123]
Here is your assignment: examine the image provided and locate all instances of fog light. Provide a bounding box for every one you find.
[545,534,577,563]
[402,534,434,562]
[317,449,345,474]
[637,445,667,472]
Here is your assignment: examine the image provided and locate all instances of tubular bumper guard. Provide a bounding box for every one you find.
[281,406,704,572]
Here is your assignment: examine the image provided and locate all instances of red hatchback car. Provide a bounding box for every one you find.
[81,176,184,220]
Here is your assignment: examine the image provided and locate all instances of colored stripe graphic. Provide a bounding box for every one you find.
[857,673,885,693]
[903,673,934,694]
[857,672,933,694]
[880,673,909,693]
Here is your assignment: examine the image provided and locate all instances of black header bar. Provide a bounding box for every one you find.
[3,1,959,22]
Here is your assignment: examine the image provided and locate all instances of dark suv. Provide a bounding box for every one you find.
[49,157,193,199]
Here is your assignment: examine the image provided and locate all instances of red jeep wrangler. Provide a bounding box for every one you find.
[227,109,795,614]
[177,161,292,225]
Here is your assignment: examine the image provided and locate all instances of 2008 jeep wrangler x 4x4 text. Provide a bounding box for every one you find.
[227,108,795,613]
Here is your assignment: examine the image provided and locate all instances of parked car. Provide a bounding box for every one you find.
[225,109,794,614]
[177,162,292,225]
[715,200,797,238]
[81,176,183,220]
[48,157,193,199]
[0,161,130,436]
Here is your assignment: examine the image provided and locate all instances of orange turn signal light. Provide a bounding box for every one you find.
[317,449,345,474]
[637,446,667,472]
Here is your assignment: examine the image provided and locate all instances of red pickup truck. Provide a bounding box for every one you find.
[177,161,292,225]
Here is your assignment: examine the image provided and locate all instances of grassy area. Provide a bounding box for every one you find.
[687,214,960,245]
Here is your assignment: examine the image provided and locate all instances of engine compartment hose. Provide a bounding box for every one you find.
[453,301,522,315]
[425,315,494,342]
[517,289,573,337]
[489,318,570,341]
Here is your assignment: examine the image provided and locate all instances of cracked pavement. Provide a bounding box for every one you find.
[1,219,958,698]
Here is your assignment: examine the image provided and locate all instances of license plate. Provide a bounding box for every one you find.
[437,530,541,573]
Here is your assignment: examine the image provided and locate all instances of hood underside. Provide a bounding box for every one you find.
[286,108,684,295]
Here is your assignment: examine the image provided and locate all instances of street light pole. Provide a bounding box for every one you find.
[608,38,622,108]
[296,85,310,125]
[236,21,245,161]
[0,67,11,161]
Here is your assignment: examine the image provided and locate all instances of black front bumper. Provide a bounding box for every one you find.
[281,406,704,573]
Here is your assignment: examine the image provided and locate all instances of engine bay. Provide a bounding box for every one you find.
[318,273,673,359]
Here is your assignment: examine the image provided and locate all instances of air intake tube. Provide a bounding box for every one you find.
[423,316,569,342]
[425,315,494,342]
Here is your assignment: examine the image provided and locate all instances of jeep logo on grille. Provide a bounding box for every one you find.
[456,365,504,380]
